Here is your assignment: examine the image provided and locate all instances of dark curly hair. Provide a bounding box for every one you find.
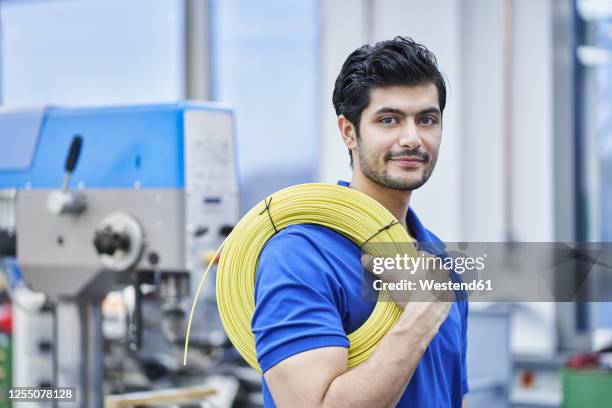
[332,36,446,166]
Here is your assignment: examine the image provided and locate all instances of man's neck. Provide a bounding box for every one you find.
[349,172,412,229]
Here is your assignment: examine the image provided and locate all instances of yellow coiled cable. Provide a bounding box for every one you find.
[184,183,416,372]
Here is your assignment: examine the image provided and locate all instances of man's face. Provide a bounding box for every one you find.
[354,83,442,191]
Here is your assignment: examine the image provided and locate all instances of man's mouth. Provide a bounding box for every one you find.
[389,156,426,169]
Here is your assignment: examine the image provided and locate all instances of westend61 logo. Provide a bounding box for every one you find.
[370,252,487,275]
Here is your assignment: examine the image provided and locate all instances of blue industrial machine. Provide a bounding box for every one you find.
[0,102,239,407]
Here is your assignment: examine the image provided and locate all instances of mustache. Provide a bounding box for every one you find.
[385,149,429,162]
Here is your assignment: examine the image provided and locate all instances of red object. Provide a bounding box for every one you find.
[566,352,600,369]
[520,370,535,388]
[0,305,12,334]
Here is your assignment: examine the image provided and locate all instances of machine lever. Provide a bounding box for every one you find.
[48,135,87,215]
[62,135,83,191]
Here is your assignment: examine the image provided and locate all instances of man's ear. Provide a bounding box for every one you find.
[337,114,357,150]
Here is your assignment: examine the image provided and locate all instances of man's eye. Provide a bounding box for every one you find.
[380,116,397,125]
[419,116,438,126]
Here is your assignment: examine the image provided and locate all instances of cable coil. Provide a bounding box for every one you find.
[185,183,416,372]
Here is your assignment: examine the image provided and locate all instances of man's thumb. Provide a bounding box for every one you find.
[361,253,375,270]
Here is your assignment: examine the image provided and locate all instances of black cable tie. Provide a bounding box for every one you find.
[259,196,278,233]
[360,220,400,249]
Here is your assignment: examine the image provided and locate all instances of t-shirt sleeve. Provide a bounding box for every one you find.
[461,300,469,395]
[251,229,349,373]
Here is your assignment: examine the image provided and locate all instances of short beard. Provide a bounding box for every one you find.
[355,135,436,191]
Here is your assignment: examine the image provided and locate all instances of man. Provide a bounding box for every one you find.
[251,36,468,407]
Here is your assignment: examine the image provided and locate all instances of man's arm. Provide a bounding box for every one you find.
[264,300,451,408]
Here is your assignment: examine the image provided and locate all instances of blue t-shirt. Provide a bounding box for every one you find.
[252,182,469,407]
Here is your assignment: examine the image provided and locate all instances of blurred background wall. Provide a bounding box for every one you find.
[0,0,185,105]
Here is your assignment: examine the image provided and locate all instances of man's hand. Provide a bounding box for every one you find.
[361,250,453,349]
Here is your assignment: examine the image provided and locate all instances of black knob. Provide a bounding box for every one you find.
[219,225,234,237]
[38,340,52,353]
[148,251,160,266]
[65,135,83,173]
[93,226,130,256]
[194,226,209,237]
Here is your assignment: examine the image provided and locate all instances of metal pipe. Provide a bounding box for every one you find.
[184,0,211,100]
[501,0,515,242]
[56,300,103,408]
[362,0,374,44]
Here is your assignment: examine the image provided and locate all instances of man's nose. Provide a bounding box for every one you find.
[398,122,421,150]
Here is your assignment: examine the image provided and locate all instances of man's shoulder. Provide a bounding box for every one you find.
[254,224,357,314]
[256,224,359,290]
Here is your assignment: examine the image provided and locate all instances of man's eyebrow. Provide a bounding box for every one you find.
[418,107,441,116]
[374,107,407,116]
[374,106,441,116]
